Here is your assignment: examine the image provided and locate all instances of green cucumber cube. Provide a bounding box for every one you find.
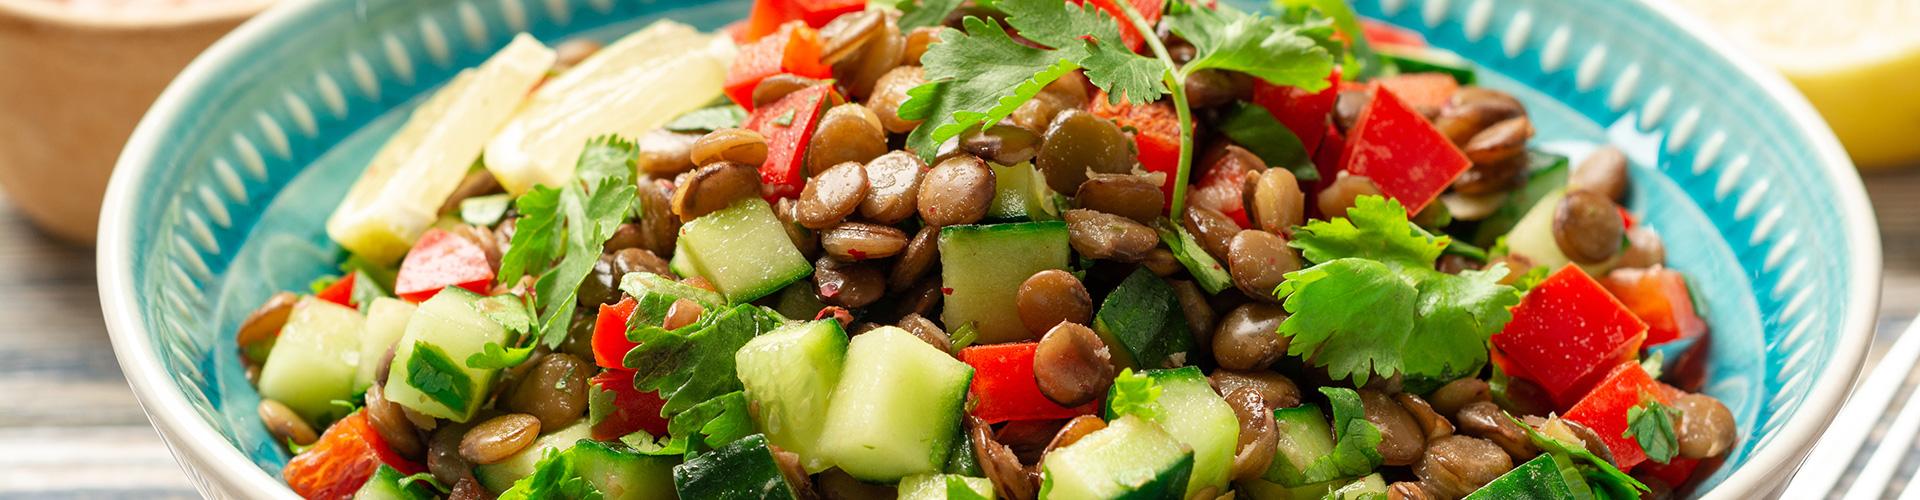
[354,298,417,393]
[353,465,434,500]
[818,327,974,482]
[939,221,1071,343]
[1039,415,1194,499]
[734,319,850,472]
[899,473,994,499]
[474,422,592,492]
[672,434,802,500]
[1328,474,1388,499]
[1265,405,1337,486]
[678,198,812,303]
[985,162,1058,222]
[382,287,509,422]
[257,297,365,423]
[1462,453,1592,500]
[1092,268,1194,369]
[1104,367,1238,498]
[570,440,678,500]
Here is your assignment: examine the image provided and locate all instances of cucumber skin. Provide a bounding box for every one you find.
[1039,415,1193,500]
[473,422,593,492]
[256,297,365,423]
[899,474,994,500]
[1264,405,1337,486]
[1101,367,1237,498]
[382,286,509,422]
[569,440,678,500]
[735,320,850,473]
[1091,268,1194,369]
[817,327,974,482]
[673,434,800,500]
[678,198,813,304]
[353,465,434,500]
[939,222,1072,344]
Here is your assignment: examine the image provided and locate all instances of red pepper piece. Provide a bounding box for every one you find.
[1375,73,1459,118]
[589,369,672,441]
[742,0,867,42]
[723,22,833,110]
[1603,267,1707,347]
[1090,90,1182,205]
[1618,206,1638,230]
[747,84,838,200]
[1311,123,1346,192]
[1562,362,1684,470]
[1077,0,1165,53]
[316,273,357,308]
[1492,264,1649,408]
[1339,85,1472,214]
[283,411,424,500]
[1251,67,1342,157]
[1636,456,1700,485]
[1358,18,1427,48]
[959,343,1100,424]
[393,229,495,303]
[1191,146,1260,228]
[592,297,640,370]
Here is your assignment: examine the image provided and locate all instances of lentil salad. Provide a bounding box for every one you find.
[236,0,1736,498]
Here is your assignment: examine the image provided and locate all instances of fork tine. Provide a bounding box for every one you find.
[1785,320,1920,498]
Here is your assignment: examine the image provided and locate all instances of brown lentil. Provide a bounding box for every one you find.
[917,154,996,226]
[961,124,1043,166]
[866,66,926,134]
[1427,378,1492,418]
[1226,386,1281,481]
[1553,189,1626,264]
[1032,322,1114,407]
[364,384,423,457]
[1036,108,1135,194]
[1075,174,1165,224]
[1063,209,1159,262]
[1169,279,1217,350]
[1415,435,1514,499]
[807,104,889,175]
[1462,116,1533,166]
[1318,173,1382,219]
[1455,401,1539,461]
[899,313,952,354]
[1226,230,1300,302]
[259,399,318,447]
[815,257,887,308]
[1212,302,1290,370]
[774,197,822,260]
[610,248,671,278]
[503,353,592,430]
[459,414,541,465]
[634,180,679,256]
[237,291,298,363]
[752,74,826,109]
[672,161,761,219]
[796,161,870,229]
[1396,392,1455,442]
[1674,393,1737,459]
[860,151,927,225]
[690,128,770,167]
[1016,270,1094,337]
[1434,87,1526,146]
[1244,168,1306,236]
[1361,389,1429,466]
[1210,369,1302,410]
[821,222,909,261]
[888,226,941,291]
[634,129,701,176]
[1572,146,1630,201]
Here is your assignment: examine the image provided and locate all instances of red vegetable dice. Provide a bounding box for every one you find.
[393,229,495,303]
[723,22,832,110]
[315,272,357,308]
[589,369,672,441]
[742,0,866,42]
[593,297,640,369]
[283,411,423,500]
[1603,267,1707,347]
[1251,67,1341,156]
[1376,73,1459,117]
[1637,456,1700,485]
[1359,18,1427,48]
[1492,264,1649,408]
[1191,146,1262,227]
[747,83,837,200]
[1090,91,1182,205]
[1077,0,1165,52]
[1562,362,1684,470]
[1311,123,1346,194]
[1339,85,1474,215]
[959,343,1100,423]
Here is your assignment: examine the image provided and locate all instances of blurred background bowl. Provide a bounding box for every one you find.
[0,0,270,244]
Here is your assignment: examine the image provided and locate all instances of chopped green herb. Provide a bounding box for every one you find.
[398,472,451,494]
[948,322,980,355]
[770,109,797,127]
[466,341,537,370]
[1108,368,1163,419]
[899,0,970,30]
[474,294,535,334]
[1156,222,1233,294]
[499,448,604,500]
[1303,387,1384,479]
[496,136,639,348]
[1625,394,1680,464]
[663,103,747,132]
[624,305,780,416]
[1510,413,1649,495]
[406,341,474,411]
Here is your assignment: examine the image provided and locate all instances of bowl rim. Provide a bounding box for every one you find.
[95,0,1881,497]
[0,0,274,31]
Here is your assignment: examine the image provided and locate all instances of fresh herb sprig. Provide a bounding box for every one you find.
[495,136,639,348]
[1624,394,1680,464]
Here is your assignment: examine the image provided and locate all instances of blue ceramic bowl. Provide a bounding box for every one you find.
[98,0,1881,497]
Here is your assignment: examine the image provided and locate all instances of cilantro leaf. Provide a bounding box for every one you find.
[998,0,1166,104]
[899,0,969,30]
[1625,395,1680,464]
[498,136,639,348]
[498,185,564,285]
[1108,368,1163,419]
[397,472,450,494]
[1165,3,1335,91]
[1512,414,1650,495]
[663,103,746,133]
[1277,196,1519,385]
[499,448,604,500]
[902,17,1080,160]
[624,305,779,416]
[475,294,535,334]
[406,341,474,411]
[467,341,537,370]
[666,391,756,454]
[1302,387,1384,480]
[1273,0,1381,79]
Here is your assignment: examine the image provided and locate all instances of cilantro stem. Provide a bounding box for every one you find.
[1111,0,1195,220]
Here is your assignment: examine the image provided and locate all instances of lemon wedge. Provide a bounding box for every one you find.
[484,21,737,194]
[1669,0,1920,168]
[327,34,556,264]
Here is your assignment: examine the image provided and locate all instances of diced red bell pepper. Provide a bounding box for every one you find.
[593,297,640,369]
[1090,91,1182,205]
[1375,73,1458,117]
[1312,123,1346,188]
[742,0,866,42]
[1251,67,1342,157]
[1562,362,1685,470]
[1637,456,1701,486]
[283,411,423,500]
[1191,145,1261,228]
[1492,264,1650,408]
[1619,206,1638,230]
[1603,267,1707,347]
[316,273,357,308]
[723,22,833,110]
[1359,19,1428,48]
[1077,0,1165,53]
[393,229,495,303]
[747,83,837,200]
[1339,86,1472,214]
[589,369,672,441]
[959,343,1100,423]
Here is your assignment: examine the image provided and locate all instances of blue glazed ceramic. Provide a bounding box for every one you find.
[98,0,1879,497]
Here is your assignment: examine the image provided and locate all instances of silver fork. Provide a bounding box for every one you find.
[1781,319,1920,499]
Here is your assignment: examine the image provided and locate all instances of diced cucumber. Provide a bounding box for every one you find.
[1264,405,1336,486]
[382,287,509,422]
[734,319,849,472]
[353,464,434,500]
[944,428,983,476]
[899,473,994,499]
[985,162,1059,222]
[474,422,592,492]
[570,440,679,500]
[1103,367,1237,498]
[1502,188,1573,271]
[1232,477,1359,500]
[257,297,365,423]
[672,433,802,500]
[1471,151,1570,247]
[619,271,725,310]
[1380,44,1478,85]
[939,222,1072,343]
[1462,452,1591,500]
[678,198,813,303]
[354,298,417,393]
[670,238,696,279]
[1038,415,1194,499]
[1326,474,1387,499]
[818,327,974,482]
[1092,268,1194,369]
[771,282,827,322]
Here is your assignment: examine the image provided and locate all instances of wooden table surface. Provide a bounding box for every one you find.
[2,167,1916,499]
